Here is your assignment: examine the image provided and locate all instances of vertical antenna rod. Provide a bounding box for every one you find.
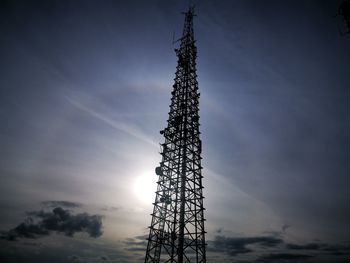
[144,6,206,263]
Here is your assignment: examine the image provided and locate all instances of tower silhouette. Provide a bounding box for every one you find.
[144,7,206,263]
[339,0,350,33]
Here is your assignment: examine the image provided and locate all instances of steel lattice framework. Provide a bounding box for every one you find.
[144,7,206,263]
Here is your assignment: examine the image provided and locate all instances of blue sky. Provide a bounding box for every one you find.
[1,0,350,262]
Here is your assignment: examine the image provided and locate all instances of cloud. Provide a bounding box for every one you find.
[207,234,347,261]
[123,235,148,252]
[1,207,103,240]
[286,241,350,256]
[321,243,350,256]
[122,231,350,262]
[100,255,108,260]
[208,234,350,262]
[256,253,314,262]
[41,201,82,208]
[286,243,321,250]
[101,206,120,212]
[211,235,283,256]
[282,224,290,233]
[67,255,83,262]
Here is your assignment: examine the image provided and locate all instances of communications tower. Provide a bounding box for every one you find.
[144,6,206,263]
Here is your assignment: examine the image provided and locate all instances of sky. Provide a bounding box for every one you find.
[0,0,350,262]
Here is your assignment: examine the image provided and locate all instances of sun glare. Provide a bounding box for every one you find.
[134,172,158,204]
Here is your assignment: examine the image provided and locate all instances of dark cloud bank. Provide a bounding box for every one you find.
[125,233,350,262]
[211,235,283,256]
[207,234,350,262]
[1,206,103,241]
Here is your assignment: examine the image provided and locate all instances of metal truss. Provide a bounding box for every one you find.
[145,6,206,263]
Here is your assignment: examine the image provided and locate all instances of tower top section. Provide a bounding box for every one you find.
[174,6,196,46]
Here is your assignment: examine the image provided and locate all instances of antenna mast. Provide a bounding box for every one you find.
[144,6,206,263]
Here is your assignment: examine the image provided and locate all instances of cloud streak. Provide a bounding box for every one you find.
[123,235,148,252]
[209,235,283,256]
[66,96,158,147]
[41,201,82,208]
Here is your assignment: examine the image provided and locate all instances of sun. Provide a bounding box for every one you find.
[134,172,158,204]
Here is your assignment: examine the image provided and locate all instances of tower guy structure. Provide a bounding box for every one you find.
[145,7,206,263]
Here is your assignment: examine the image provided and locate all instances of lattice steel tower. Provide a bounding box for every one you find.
[145,7,206,263]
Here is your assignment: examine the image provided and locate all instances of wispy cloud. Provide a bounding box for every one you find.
[123,235,147,252]
[41,201,82,209]
[66,96,158,147]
